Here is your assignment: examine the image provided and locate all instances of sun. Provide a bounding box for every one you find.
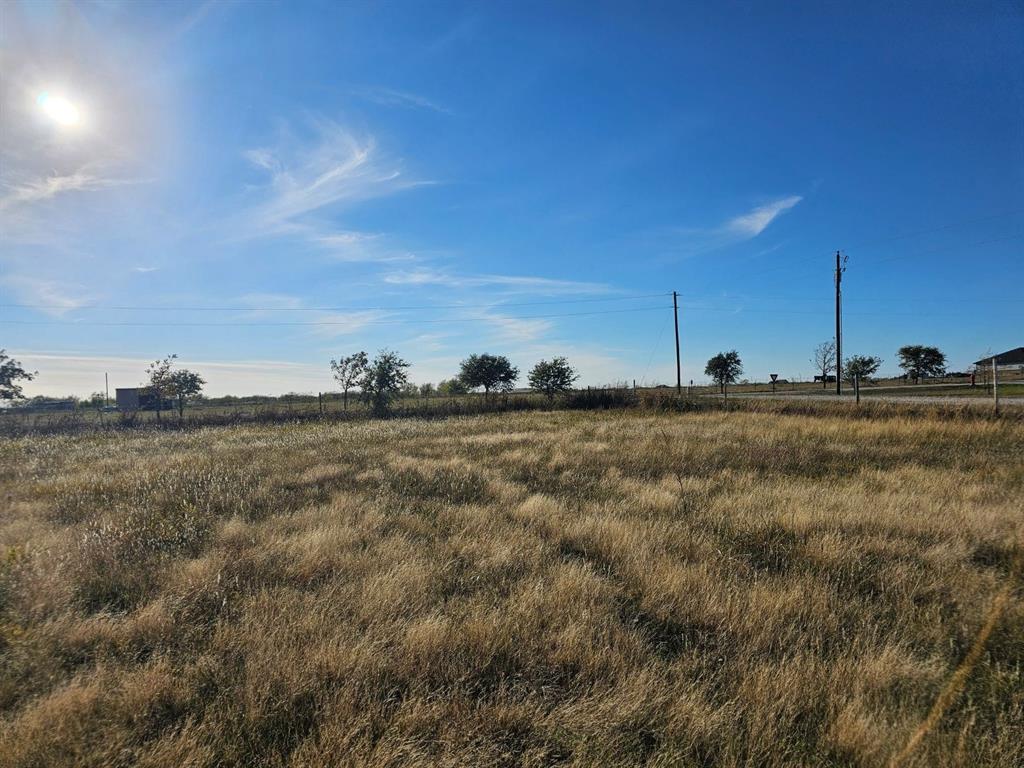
[37,91,81,126]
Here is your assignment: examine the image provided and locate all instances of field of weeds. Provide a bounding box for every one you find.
[0,409,1021,767]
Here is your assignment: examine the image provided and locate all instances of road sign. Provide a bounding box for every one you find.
[769,373,778,382]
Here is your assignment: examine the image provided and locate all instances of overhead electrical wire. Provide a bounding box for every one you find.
[2,300,1011,327]
[740,220,1024,280]
[0,292,671,313]
[2,212,1021,331]
[0,304,673,327]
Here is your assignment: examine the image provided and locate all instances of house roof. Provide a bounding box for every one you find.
[973,347,1024,366]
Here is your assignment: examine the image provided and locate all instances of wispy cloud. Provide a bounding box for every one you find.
[636,194,803,260]
[0,170,138,210]
[306,311,388,339]
[474,310,553,342]
[382,268,610,295]
[724,196,802,238]
[238,119,428,239]
[230,119,431,266]
[353,86,451,114]
[234,293,388,340]
[235,293,306,311]
[308,230,416,263]
[162,0,227,45]
[0,276,91,315]
[398,333,450,353]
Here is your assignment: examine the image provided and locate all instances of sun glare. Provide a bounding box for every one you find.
[37,91,81,126]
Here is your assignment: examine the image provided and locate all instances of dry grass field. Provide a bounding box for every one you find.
[1,407,1021,767]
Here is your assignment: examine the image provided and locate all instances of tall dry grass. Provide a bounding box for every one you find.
[0,409,1021,766]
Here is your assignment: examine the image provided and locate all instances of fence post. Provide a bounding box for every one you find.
[993,358,999,414]
[854,374,860,405]
[318,392,323,416]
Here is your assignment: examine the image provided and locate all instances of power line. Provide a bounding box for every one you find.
[853,232,1023,267]
[640,312,671,384]
[678,294,1023,305]
[742,227,1024,281]
[0,292,671,313]
[842,208,1024,251]
[3,301,1006,327]
[0,304,672,327]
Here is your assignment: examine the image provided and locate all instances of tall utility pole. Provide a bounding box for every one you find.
[672,290,681,394]
[105,372,109,407]
[834,251,847,395]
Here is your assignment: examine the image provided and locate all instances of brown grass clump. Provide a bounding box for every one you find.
[0,409,1021,766]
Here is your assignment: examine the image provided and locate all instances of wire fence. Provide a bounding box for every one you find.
[6,370,1023,437]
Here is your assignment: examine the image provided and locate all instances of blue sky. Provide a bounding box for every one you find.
[2,0,1022,396]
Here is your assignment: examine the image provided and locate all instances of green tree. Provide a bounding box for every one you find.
[82,392,107,409]
[897,345,946,382]
[1,350,36,402]
[811,340,837,389]
[437,378,468,396]
[459,353,518,397]
[359,349,410,416]
[330,351,368,410]
[528,357,579,401]
[419,382,435,397]
[168,369,206,417]
[705,350,743,395]
[843,355,882,384]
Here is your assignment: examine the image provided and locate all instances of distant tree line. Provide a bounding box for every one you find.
[700,342,951,396]
[329,350,579,415]
[0,340,967,419]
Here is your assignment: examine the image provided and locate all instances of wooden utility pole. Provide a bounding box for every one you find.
[673,290,681,395]
[835,251,847,395]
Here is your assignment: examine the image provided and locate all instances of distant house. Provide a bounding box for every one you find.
[973,347,1024,372]
[115,387,168,410]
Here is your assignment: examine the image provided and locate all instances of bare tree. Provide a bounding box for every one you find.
[812,340,837,389]
[330,351,368,410]
[146,355,176,423]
